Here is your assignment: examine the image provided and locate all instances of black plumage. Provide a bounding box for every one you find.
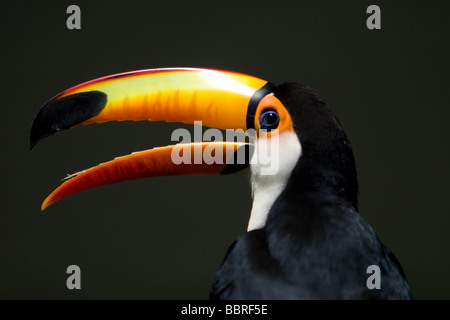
[210,83,412,299]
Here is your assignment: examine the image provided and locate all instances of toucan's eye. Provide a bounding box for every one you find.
[259,109,280,131]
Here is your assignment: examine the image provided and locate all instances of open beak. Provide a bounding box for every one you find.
[30,68,274,210]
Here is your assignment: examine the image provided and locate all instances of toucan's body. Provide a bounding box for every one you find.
[211,209,409,299]
[211,83,411,299]
[30,68,412,299]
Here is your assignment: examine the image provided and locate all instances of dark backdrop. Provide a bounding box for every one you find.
[1,0,449,299]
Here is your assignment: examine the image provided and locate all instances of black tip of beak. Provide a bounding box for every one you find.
[29,91,107,150]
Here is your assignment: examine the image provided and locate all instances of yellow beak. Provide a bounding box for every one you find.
[30,68,274,209]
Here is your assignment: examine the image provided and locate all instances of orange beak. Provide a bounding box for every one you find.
[30,68,274,210]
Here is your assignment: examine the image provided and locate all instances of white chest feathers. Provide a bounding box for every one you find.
[247,130,302,231]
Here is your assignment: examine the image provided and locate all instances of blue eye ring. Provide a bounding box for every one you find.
[259,109,280,131]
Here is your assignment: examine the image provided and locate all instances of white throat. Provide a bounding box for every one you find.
[247,130,302,231]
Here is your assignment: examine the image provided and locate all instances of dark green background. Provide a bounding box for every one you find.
[1,0,449,299]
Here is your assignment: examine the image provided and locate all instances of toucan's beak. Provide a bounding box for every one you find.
[30,68,274,210]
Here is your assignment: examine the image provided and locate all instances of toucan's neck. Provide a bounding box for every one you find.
[246,126,358,232]
[284,141,359,211]
[247,130,302,231]
[272,82,359,212]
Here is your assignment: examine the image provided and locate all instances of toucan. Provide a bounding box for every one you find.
[30,67,412,299]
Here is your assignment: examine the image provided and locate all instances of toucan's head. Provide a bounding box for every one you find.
[30,68,357,230]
